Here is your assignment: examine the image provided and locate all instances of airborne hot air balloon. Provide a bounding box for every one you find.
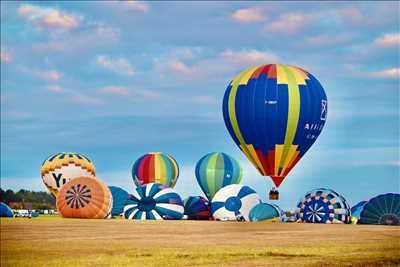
[195,152,242,201]
[358,193,400,225]
[132,152,179,188]
[41,152,96,196]
[295,188,351,224]
[222,64,327,199]
[56,177,112,219]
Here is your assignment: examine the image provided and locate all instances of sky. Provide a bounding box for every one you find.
[1,1,399,210]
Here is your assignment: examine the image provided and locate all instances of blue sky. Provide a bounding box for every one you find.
[1,1,399,210]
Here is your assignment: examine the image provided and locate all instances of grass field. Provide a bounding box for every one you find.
[1,216,399,267]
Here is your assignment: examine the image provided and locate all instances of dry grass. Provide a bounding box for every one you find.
[1,216,399,267]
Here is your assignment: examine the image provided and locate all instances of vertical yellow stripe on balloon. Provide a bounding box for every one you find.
[154,153,163,185]
[277,65,301,174]
[228,65,264,172]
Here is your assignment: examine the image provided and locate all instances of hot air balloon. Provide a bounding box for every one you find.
[211,184,261,221]
[195,152,242,201]
[56,176,112,219]
[249,203,282,222]
[109,186,129,217]
[132,152,179,188]
[222,64,327,199]
[0,202,13,218]
[296,188,351,224]
[350,201,367,224]
[184,196,211,220]
[358,193,400,225]
[123,183,184,220]
[41,152,96,196]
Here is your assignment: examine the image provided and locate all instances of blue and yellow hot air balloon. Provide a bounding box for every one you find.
[195,152,242,201]
[222,64,327,199]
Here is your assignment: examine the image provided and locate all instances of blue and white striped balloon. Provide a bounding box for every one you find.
[123,183,184,220]
[211,184,261,221]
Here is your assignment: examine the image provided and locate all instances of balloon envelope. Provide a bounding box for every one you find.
[358,193,400,225]
[0,202,13,217]
[56,176,112,219]
[211,184,261,221]
[123,183,184,220]
[195,152,242,201]
[249,203,281,222]
[109,186,129,216]
[222,64,327,187]
[350,201,367,220]
[184,196,210,220]
[132,152,179,188]
[41,152,96,196]
[296,188,351,224]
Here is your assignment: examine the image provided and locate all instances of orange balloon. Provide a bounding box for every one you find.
[57,177,112,219]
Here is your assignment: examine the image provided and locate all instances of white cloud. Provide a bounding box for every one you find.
[47,85,64,93]
[123,1,149,13]
[158,47,280,80]
[100,86,130,96]
[375,33,400,47]
[263,13,308,34]
[304,34,352,47]
[72,93,103,105]
[372,68,400,79]
[231,7,265,23]
[0,50,12,63]
[35,70,62,81]
[18,4,81,30]
[221,49,279,65]
[96,55,135,76]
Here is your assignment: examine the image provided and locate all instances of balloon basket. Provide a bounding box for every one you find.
[269,189,279,200]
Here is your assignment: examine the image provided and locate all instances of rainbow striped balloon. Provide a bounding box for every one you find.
[222,64,327,188]
[132,152,179,188]
[195,152,242,201]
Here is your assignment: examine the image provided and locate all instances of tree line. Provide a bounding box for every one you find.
[0,188,56,209]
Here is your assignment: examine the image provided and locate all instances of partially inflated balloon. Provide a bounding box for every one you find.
[249,203,282,222]
[56,177,112,219]
[132,152,179,188]
[41,152,96,196]
[358,193,400,225]
[109,186,129,216]
[195,152,242,201]
[184,196,211,220]
[222,64,327,188]
[295,188,351,224]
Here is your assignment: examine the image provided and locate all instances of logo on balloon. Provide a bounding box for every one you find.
[65,184,92,209]
[320,100,327,121]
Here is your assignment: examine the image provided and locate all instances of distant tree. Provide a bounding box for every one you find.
[0,188,55,209]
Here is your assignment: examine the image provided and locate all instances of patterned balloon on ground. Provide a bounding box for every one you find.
[350,201,367,223]
[56,177,112,219]
[0,202,13,218]
[41,152,96,196]
[184,196,211,220]
[222,64,327,188]
[123,183,184,220]
[109,186,129,216]
[132,152,179,188]
[296,188,351,224]
[195,152,242,201]
[211,184,261,221]
[249,203,282,222]
[358,193,400,225]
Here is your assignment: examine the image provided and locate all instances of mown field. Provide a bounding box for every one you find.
[1,216,399,267]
